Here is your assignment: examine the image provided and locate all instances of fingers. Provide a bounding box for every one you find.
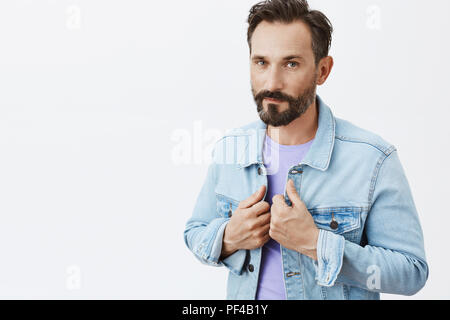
[286,179,301,206]
[255,226,271,247]
[250,200,270,216]
[272,194,288,208]
[259,224,270,237]
[245,212,270,234]
[254,212,271,228]
[261,228,271,243]
[239,185,266,209]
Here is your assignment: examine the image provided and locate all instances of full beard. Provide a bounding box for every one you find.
[253,78,317,127]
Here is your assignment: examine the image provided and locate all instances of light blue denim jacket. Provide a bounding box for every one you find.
[183,95,428,299]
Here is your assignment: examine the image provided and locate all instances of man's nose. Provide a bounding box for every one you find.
[264,67,284,92]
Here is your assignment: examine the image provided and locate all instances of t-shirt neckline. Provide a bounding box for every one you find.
[265,133,314,152]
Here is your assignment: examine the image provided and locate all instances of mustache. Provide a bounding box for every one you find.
[255,90,294,102]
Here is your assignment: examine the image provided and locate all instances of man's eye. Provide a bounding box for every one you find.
[287,61,298,68]
[256,60,265,66]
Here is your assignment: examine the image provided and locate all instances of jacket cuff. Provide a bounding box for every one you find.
[315,229,345,286]
[210,220,246,276]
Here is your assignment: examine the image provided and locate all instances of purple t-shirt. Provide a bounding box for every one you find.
[255,133,314,300]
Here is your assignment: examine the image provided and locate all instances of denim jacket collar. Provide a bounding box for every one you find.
[237,94,335,171]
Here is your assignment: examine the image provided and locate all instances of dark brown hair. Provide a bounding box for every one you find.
[247,0,333,64]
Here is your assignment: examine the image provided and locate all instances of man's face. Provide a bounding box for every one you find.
[250,20,318,127]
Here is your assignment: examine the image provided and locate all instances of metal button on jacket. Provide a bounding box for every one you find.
[330,220,339,230]
[257,167,263,175]
[330,212,339,230]
[248,264,254,272]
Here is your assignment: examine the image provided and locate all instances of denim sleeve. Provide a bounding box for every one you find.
[314,149,429,295]
[315,229,345,286]
[183,150,247,276]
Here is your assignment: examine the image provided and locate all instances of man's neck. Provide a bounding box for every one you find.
[266,97,319,146]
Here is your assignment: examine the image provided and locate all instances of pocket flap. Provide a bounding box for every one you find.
[215,193,240,218]
[308,206,362,234]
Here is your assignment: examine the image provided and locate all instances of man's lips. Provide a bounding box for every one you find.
[264,97,284,103]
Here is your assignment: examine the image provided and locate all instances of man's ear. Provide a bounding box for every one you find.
[316,56,334,86]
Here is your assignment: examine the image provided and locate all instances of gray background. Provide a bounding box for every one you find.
[0,0,448,299]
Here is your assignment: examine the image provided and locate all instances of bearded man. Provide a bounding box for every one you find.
[184,0,428,300]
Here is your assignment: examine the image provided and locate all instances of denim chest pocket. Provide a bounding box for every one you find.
[308,207,363,243]
[215,193,240,218]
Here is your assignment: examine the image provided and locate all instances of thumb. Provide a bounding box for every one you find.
[286,179,302,207]
[239,185,266,209]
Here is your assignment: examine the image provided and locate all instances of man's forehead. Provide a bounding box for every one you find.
[250,20,312,57]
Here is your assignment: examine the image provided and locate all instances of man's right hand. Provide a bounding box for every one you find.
[220,185,271,259]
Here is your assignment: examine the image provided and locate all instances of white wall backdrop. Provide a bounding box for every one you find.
[0,0,448,299]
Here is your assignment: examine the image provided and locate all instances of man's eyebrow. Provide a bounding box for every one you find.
[283,55,303,60]
[251,55,304,60]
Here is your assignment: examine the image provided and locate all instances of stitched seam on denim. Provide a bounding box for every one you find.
[343,284,349,300]
[297,253,306,299]
[239,137,250,166]
[320,230,328,284]
[321,286,328,300]
[215,192,239,218]
[322,231,345,287]
[324,231,331,284]
[212,219,231,265]
[335,135,395,155]
[367,149,396,211]
[215,193,240,206]
[319,229,326,264]
[253,248,262,299]
[321,116,336,172]
[316,230,323,284]
[238,128,265,168]
[205,218,228,264]
[223,133,252,138]
[334,235,346,286]
[223,254,244,276]
[237,145,256,168]
[310,208,363,235]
